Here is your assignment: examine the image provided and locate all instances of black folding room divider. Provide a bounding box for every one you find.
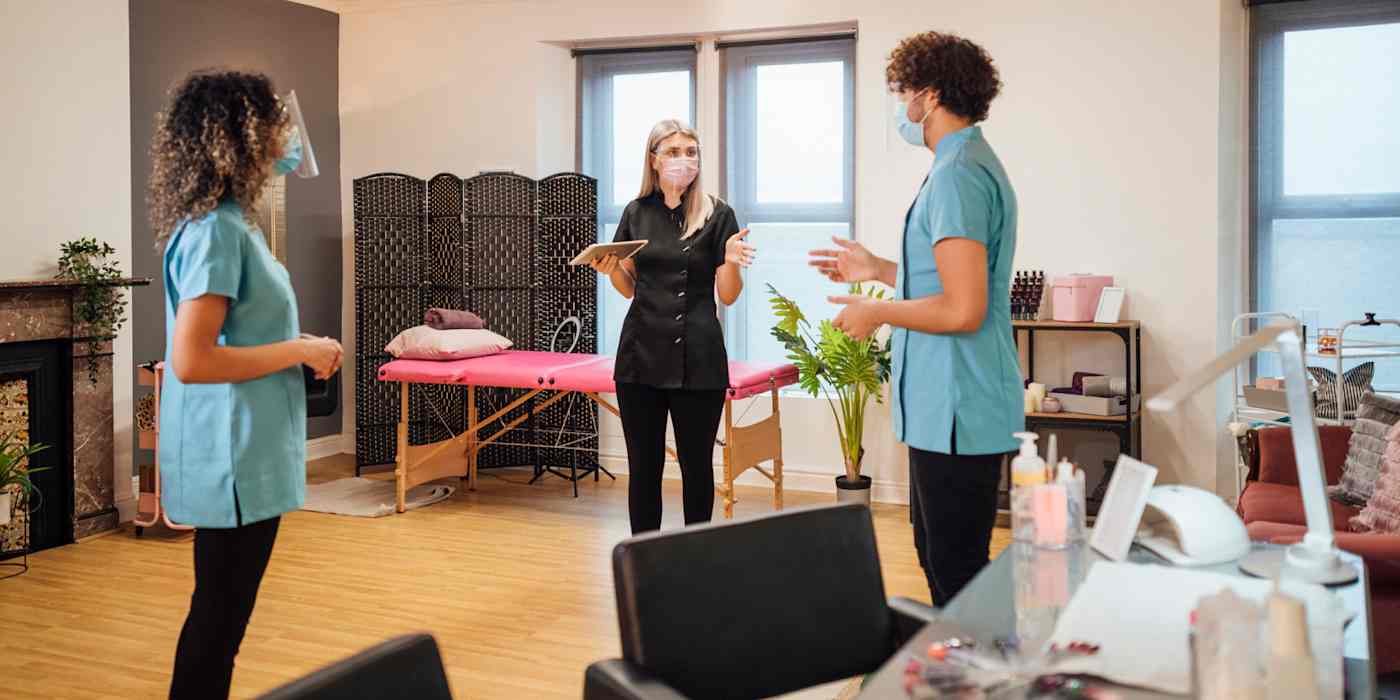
[353,172,601,485]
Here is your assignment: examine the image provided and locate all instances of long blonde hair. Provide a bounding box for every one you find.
[637,119,714,239]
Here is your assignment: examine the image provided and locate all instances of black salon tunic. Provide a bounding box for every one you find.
[612,192,742,391]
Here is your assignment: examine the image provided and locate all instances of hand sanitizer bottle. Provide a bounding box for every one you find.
[1011,432,1046,543]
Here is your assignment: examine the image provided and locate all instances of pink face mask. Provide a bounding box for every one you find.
[659,157,699,189]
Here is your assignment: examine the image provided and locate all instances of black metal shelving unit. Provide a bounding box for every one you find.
[1003,320,1144,516]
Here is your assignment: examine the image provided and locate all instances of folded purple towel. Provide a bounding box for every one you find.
[424,308,484,330]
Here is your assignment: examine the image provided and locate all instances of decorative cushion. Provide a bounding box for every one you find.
[1330,422,1387,507]
[1308,363,1374,421]
[385,326,512,361]
[1359,391,1400,425]
[1349,394,1400,529]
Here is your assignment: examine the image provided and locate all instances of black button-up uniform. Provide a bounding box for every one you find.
[612,192,741,390]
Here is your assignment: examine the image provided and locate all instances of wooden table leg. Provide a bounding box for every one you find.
[723,399,736,519]
[772,385,784,511]
[467,385,478,492]
[396,382,409,513]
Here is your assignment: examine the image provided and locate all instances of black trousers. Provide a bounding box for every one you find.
[170,515,281,700]
[617,382,726,534]
[909,433,1004,607]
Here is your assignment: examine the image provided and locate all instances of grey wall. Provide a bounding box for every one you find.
[129,0,343,456]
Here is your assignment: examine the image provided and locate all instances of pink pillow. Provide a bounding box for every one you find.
[385,325,512,360]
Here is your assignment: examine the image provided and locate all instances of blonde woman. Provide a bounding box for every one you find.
[149,70,342,699]
[590,119,755,533]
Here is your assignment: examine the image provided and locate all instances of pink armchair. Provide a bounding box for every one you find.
[1239,425,1400,672]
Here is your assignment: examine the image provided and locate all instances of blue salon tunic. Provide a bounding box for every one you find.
[159,200,306,528]
[892,126,1023,455]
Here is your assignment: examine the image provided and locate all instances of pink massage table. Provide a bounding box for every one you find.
[377,351,799,517]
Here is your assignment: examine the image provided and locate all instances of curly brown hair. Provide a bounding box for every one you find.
[148,70,289,247]
[886,32,1002,124]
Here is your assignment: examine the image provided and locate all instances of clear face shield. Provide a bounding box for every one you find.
[278,90,319,179]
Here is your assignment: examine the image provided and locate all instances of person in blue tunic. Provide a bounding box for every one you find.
[147,70,342,700]
[811,32,1023,606]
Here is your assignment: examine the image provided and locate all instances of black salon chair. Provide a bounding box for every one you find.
[583,503,937,700]
[256,633,453,700]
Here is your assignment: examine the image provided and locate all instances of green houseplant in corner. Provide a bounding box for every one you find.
[768,283,891,504]
[0,431,49,527]
[56,237,129,383]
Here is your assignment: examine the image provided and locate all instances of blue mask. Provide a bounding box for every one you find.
[274,126,304,177]
[894,93,929,148]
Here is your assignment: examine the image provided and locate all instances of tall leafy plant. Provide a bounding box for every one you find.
[768,284,892,482]
[56,238,128,383]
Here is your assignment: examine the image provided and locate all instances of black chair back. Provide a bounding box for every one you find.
[611,504,892,699]
[256,633,452,700]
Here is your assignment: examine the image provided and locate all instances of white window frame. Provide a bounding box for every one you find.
[719,37,857,360]
[1250,0,1400,390]
[577,47,698,352]
[1251,1,1400,303]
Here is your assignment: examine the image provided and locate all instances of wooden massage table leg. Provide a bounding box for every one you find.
[722,400,737,519]
[397,383,501,512]
[396,382,409,513]
[466,385,478,492]
[771,385,784,511]
[718,384,787,519]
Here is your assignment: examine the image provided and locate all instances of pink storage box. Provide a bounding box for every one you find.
[1051,274,1114,322]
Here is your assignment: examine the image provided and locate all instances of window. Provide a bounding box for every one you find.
[1251,1,1400,390]
[721,37,856,363]
[578,48,696,355]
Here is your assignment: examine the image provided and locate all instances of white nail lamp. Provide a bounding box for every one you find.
[1146,324,1359,585]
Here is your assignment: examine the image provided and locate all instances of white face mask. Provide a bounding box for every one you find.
[895,90,932,148]
[659,157,699,189]
[274,125,304,177]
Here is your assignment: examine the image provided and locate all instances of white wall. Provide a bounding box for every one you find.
[340,0,1248,498]
[0,1,136,518]
[1217,0,1251,495]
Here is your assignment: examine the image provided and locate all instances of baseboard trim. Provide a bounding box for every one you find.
[307,434,349,461]
[596,454,909,506]
[335,442,910,505]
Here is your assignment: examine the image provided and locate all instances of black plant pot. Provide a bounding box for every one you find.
[835,474,872,506]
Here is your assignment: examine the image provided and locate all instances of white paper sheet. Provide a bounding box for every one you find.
[1046,562,1349,696]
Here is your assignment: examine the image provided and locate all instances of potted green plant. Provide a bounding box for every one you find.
[56,237,129,383]
[0,431,48,527]
[768,284,891,504]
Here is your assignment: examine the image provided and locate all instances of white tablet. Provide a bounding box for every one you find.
[568,240,648,266]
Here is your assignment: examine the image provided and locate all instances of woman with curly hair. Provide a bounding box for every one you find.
[149,70,341,699]
[811,32,1021,606]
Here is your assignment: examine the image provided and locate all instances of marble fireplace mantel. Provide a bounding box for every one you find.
[0,276,149,541]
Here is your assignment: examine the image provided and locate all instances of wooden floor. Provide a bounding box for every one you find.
[0,455,1010,700]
